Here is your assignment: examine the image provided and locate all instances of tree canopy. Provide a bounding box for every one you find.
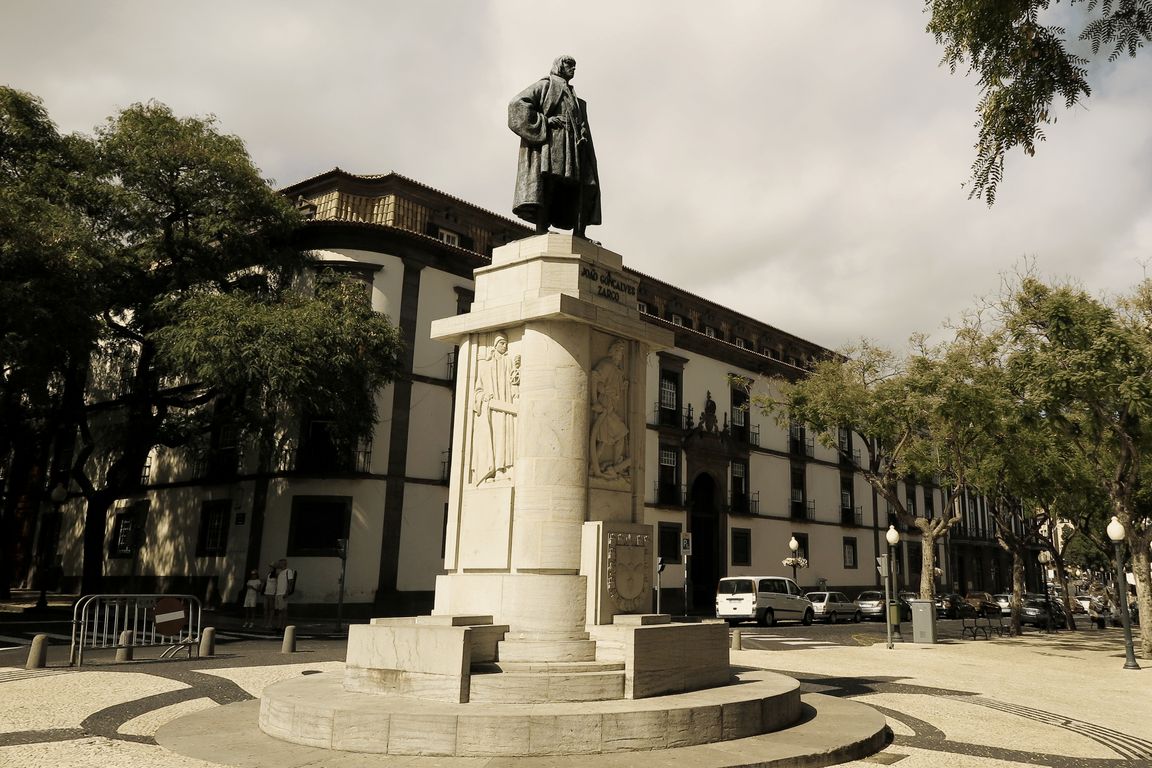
[926,0,1152,204]
[0,92,405,594]
[763,274,1152,655]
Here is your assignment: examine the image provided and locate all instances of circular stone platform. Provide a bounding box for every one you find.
[157,691,889,768]
[258,669,800,756]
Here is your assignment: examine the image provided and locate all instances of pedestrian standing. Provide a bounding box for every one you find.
[262,563,278,628]
[242,570,262,628]
[274,557,296,630]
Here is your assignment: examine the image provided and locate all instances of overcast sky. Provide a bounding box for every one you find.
[4,1,1151,351]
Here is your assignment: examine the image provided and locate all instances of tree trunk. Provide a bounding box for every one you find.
[919,529,938,600]
[1051,549,1077,631]
[243,429,276,580]
[80,491,115,595]
[1010,552,1025,636]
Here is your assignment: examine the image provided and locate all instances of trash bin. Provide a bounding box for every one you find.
[909,599,937,643]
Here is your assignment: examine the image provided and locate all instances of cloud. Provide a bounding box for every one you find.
[3,0,1149,351]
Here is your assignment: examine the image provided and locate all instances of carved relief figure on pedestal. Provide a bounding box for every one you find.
[589,338,630,479]
[471,333,518,485]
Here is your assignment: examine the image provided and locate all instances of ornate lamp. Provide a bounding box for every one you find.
[1106,517,1140,670]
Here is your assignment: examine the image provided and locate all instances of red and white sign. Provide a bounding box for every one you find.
[153,597,187,635]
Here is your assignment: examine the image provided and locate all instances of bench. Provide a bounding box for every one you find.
[959,605,992,639]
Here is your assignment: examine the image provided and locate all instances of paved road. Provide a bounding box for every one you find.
[1,604,1147,768]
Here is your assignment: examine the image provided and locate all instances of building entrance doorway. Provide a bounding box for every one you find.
[688,473,720,612]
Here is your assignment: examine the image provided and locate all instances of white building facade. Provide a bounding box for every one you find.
[54,171,950,614]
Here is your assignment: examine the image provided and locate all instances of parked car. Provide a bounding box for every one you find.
[855,591,912,622]
[1024,593,1067,625]
[805,591,861,623]
[993,593,1013,616]
[935,593,964,619]
[715,576,814,627]
[964,592,1000,617]
[1020,598,1059,628]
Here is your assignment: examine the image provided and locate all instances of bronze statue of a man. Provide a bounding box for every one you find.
[509,56,601,238]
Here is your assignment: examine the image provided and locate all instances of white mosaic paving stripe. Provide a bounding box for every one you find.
[116,696,217,737]
[193,660,345,698]
[0,671,186,734]
[0,666,71,683]
[0,736,223,768]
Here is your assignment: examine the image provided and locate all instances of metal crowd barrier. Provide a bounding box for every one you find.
[69,594,202,667]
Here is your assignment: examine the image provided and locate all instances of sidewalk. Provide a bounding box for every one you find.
[0,623,1146,767]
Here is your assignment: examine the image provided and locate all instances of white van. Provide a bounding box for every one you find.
[715,576,814,627]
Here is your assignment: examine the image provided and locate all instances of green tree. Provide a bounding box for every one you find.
[59,101,403,594]
[760,341,962,601]
[1062,525,1111,575]
[926,0,1152,204]
[152,272,403,577]
[1002,277,1152,657]
[0,87,101,596]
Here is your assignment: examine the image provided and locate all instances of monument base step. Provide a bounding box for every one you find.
[497,637,597,662]
[476,659,625,674]
[469,666,625,703]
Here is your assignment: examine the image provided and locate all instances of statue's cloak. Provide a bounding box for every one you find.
[509,74,601,230]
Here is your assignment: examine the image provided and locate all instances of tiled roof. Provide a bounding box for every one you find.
[280,168,531,233]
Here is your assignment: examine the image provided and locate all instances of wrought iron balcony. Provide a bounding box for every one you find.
[653,481,686,507]
[727,491,760,516]
[652,402,689,429]
[791,498,815,520]
[841,505,863,526]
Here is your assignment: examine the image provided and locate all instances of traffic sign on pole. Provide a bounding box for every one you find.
[876,555,888,579]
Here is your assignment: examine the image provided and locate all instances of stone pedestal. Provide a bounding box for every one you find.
[252,235,820,758]
[431,234,673,656]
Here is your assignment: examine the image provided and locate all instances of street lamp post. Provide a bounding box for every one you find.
[335,538,348,633]
[886,525,902,645]
[1106,517,1140,671]
[788,536,799,582]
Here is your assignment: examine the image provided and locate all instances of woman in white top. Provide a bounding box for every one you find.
[262,564,278,628]
[242,570,263,628]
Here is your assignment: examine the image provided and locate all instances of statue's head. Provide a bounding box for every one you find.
[551,56,576,81]
[608,339,626,363]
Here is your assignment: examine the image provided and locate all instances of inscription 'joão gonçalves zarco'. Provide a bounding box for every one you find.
[580,265,636,305]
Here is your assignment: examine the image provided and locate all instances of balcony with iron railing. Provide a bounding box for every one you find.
[653,481,686,507]
[839,447,862,466]
[282,440,373,474]
[652,402,689,429]
[191,447,244,483]
[840,505,863,526]
[730,419,760,447]
[727,490,760,516]
[791,498,815,520]
[789,430,815,458]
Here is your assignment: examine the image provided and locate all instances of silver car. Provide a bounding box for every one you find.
[805,591,861,623]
